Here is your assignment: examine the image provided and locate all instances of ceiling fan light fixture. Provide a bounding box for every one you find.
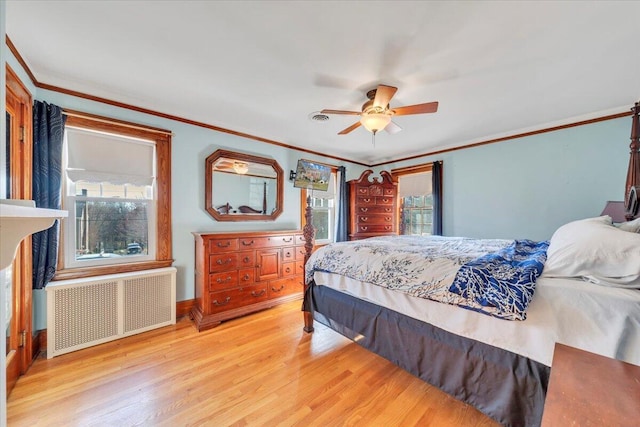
[232,161,249,175]
[360,112,391,134]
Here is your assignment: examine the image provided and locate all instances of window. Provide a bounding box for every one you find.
[301,170,337,245]
[58,112,172,278]
[396,168,434,236]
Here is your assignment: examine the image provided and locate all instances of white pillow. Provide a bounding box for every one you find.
[542,216,640,288]
[616,217,640,233]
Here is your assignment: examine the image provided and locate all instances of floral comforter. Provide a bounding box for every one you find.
[305,235,549,320]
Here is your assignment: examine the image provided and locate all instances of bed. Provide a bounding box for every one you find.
[302,216,640,426]
[302,103,640,426]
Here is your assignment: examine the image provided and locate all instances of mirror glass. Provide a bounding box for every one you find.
[205,149,283,221]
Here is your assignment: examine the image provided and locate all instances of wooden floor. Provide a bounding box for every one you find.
[7,301,499,427]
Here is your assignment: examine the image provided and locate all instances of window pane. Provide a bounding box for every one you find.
[75,200,149,260]
[311,210,329,241]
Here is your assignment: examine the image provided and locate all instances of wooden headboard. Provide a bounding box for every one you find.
[625,101,640,220]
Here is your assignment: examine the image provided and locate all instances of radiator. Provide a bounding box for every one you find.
[46,267,176,358]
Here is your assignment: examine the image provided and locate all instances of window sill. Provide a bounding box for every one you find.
[53,259,174,281]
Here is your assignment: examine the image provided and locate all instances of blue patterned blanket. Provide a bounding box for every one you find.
[305,236,549,320]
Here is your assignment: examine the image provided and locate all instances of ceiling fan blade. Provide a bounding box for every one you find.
[338,121,362,135]
[384,121,402,134]
[321,109,361,115]
[392,101,439,116]
[373,85,398,109]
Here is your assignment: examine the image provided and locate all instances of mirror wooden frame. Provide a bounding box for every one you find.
[205,149,284,222]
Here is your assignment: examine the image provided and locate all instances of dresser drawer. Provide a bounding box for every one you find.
[355,186,370,196]
[238,250,255,267]
[357,196,375,205]
[295,234,306,245]
[208,238,239,252]
[357,214,394,224]
[383,188,394,196]
[268,277,302,298]
[209,253,240,272]
[282,246,296,261]
[208,284,269,314]
[208,271,238,291]
[238,235,295,249]
[238,268,254,285]
[356,224,394,233]
[356,205,394,215]
[282,261,297,277]
[295,245,306,261]
[376,196,394,205]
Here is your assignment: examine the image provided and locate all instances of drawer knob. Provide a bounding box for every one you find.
[213,297,231,306]
[242,240,254,246]
[361,217,368,222]
[216,258,232,265]
[285,267,291,273]
[217,241,231,248]
[361,207,368,213]
[251,289,266,297]
[363,198,371,203]
[216,276,232,283]
[283,237,293,242]
[242,274,250,281]
[385,217,391,221]
[361,226,368,231]
[271,285,285,292]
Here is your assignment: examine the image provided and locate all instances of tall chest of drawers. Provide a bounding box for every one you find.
[348,170,398,240]
[191,230,305,331]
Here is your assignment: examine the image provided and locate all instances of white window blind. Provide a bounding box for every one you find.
[398,172,432,198]
[66,127,155,186]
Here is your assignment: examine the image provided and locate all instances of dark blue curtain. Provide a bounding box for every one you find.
[32,101,66,289]
[335,166,349,242]
[432,161,443,235]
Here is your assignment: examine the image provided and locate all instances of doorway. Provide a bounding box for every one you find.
[5,64,33,395]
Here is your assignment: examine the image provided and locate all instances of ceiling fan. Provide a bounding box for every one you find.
[321,84,439,135]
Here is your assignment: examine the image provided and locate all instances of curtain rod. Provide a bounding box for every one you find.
[63,109,173,136]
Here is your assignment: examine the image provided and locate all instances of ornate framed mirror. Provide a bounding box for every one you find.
[205,149,283,221]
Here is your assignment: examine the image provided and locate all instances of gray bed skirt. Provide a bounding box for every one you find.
[305,282,550,427]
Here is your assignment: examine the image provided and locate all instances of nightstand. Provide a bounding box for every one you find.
[541,343,640,426]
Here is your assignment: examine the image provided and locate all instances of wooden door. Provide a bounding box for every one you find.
[5,65,33,395]
[256,249,280,281]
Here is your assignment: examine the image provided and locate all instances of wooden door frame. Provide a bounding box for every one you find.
[5,64,33,394]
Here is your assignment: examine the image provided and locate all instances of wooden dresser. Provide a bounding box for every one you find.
[191,230,305,331]
[348,169,398,240]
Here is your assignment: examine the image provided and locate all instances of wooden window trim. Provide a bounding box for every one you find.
[391,163,436,234]
[390,163,434,179]
[299,165,338,249]
[55,113,172,280]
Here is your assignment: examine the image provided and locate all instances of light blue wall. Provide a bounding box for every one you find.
[379,117,629,241]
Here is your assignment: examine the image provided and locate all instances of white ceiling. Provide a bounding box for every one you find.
[6,1,640,165]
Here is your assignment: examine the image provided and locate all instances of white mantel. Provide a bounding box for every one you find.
[0,200,68,271]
